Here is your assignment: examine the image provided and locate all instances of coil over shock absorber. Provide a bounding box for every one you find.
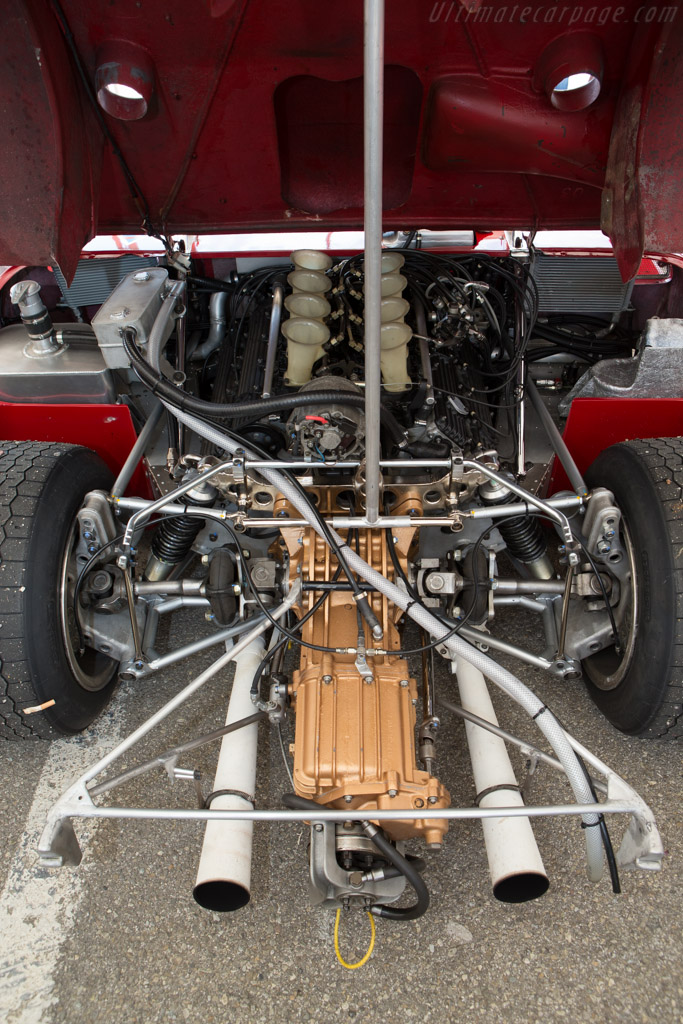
[145,476,217,582]
[479,478,554,580]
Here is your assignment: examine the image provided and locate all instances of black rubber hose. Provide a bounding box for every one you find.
[121,329,406,447]
[188,412,375,617]
[360,823,430,921]
[574,749,621,895]
[403,439,451,459]
[550,708,621,895]
[368,856,427,881]
[187,275,235,293]
[250,564,343,702]
[598,816,622,895]
[384,514,455,632]
[281,793,430,921]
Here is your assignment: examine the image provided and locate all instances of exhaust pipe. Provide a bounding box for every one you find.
[193,636,266,912]
[455,655,549,903]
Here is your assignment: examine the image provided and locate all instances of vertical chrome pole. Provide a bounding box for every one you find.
[516,357,526,478]
[262,282,284,398]
[513,292,526,478]
[363,0,385,524]
[176,290,188,456]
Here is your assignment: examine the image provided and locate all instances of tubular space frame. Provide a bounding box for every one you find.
[37,599,662,874]
[39,505,663,876]
[115,454,585,540]
[39,0,661,886]
[113,459,580,674]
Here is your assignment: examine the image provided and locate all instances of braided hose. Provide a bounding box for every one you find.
[163,402,604,881]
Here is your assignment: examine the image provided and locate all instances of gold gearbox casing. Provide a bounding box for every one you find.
[276,489,449,847]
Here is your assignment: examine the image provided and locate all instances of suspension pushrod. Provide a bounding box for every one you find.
[526,378,588,496]
[457,624,553,671]
[142,616,266,675]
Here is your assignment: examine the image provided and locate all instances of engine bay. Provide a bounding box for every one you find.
[0,237,672,921]
[1,0,683,979]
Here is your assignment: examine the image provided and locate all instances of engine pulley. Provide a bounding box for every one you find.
[286,376,365,459]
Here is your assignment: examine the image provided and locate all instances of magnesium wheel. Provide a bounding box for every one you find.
[0,441,118,739]
[582,437,683,738]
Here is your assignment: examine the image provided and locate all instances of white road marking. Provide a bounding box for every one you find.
[0,700,128,1024]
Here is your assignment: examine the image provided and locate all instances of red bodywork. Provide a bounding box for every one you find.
[0,403,153,497]
[0,1,680,474]
[0,1,682,281]
[550,398,683,492]
[1,395,680,492]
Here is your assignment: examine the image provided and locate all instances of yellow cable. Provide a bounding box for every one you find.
[334,908,376,970]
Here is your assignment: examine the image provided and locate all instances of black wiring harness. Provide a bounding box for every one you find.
[529,313,638,365]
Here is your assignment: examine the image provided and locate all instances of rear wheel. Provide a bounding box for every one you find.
[582,437,683,738]
[0,442,118,739]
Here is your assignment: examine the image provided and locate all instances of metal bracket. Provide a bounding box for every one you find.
[232,450,245,484]
[309,822,406,909]
[583,487,625,568]
[37,778,95,867]
[449,450,464,478]
[355,646,374,684]
[76,490,118,562]
[171,767,204,808]
[608,773,664,871]
[520,753,540,801]
[548,657,581,679]
[37,818,83,869]
[487,549,496,621]
[266,681,286,724]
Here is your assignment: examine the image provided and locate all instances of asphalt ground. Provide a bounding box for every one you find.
[1,605,681,1024]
